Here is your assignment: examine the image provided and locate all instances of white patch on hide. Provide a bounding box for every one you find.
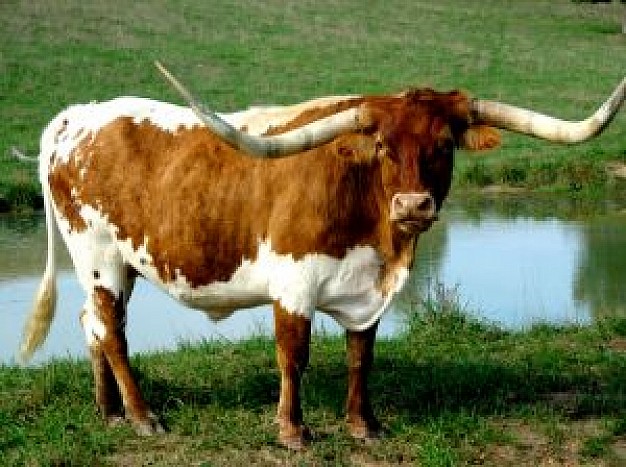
[80,300,107,346]
[40,95,303,166]
[39,97,234,177]
[130,239,408,332]
[38,95,360,186]
[226,95,359,135]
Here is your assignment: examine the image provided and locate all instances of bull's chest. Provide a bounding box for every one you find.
[130,239,411,331]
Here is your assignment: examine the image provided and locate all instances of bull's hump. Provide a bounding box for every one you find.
[46,98,201,152]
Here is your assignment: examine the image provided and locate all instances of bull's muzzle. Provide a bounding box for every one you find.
[390,192,437,233]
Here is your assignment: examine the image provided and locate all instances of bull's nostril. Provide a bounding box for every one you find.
[417,195,434,214]
[393,196,405,210]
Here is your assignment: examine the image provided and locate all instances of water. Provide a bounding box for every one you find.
[413,210,589,327]
[1,197,625,364]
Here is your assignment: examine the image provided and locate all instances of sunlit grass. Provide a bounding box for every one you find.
[2,291,626,465]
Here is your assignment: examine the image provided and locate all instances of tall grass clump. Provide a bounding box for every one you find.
[400,281,508,350]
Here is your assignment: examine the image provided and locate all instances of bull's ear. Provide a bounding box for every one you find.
[461,124,501,151]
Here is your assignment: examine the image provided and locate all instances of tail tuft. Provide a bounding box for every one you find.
[19,269,57,364]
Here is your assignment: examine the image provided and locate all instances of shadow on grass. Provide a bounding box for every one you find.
[134,334,626,431]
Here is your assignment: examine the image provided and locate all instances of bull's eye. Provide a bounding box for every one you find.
[375,139,384,153]
[375,138,389,160]
[421,140,454,176]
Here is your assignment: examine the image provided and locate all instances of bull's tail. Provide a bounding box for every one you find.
[9,146,38,163]
[19,183,58,363]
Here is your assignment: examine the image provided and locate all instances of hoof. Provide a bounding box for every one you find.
[105,414,126,427]
[347,418,383,442]
[132,412,165,436]
[279,425,312,451]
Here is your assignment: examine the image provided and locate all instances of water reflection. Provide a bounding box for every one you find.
[410,211,590,328]
[0,213,56,279]
[1,197,625,364]
[408,197,626,327]
[574,216,626,318]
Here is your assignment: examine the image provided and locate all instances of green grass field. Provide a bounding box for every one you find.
[2,299,626,466]
[0,0,624,210]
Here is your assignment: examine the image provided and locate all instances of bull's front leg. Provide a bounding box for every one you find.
[273,301,311,450]
[346,322,381,440]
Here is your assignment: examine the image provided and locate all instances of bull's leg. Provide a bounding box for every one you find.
[346,322,381,440]
[273,301,312,450]
[85,336,123,424]
[81,286,163,435]
[81,269,136,426]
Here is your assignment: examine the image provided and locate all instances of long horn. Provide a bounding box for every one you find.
[471,77,625,143]
[155,61,369,158]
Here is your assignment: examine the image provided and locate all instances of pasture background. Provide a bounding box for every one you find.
[1,0,626,465]
[0,0,625,209]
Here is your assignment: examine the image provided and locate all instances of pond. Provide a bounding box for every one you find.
[1,196,625,365]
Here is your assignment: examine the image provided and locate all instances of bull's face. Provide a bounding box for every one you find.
[373,90,500,235]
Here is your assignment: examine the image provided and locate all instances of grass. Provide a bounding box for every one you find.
[0,0,625,210]
[2,290,626,465]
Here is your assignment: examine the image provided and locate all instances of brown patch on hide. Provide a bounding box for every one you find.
[48,135,92,233]
[263,98,366,135]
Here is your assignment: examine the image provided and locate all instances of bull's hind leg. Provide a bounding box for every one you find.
[81,282,163,435]
[346,322,382,440]
[86,338,122,425]
[72,238,162,435]
[81,267,134,425]
[273,301,312,450]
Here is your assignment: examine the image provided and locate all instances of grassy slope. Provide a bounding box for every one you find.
[0,0,625,209]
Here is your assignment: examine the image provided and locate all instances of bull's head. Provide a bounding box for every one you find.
[156,61,624,235]
[361,89,500,235]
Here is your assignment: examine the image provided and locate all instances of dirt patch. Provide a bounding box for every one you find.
[480,185,526,195]
[611,438,626,463]
[606,162,626,180]
[483,419,610,466]
[606,337,626,352]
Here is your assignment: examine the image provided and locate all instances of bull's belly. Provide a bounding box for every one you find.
[58,204,408,331]
[134,240,409,331]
